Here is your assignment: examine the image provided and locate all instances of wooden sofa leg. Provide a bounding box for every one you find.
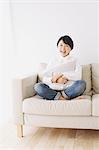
[17,124,23,138]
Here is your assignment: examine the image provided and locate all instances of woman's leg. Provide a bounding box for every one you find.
[61,80,86,100]
[34,82,61,100]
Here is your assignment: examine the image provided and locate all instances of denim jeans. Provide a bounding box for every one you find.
[34,80,86,100]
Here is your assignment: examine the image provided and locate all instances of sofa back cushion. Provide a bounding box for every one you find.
[92,63,99,94]
[82,64,92,95]
[38,63,92,95]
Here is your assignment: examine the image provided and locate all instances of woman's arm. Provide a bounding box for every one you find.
[63,63,82,81]
[42,72,63,84]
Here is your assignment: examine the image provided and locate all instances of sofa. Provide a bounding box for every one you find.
[13,63,99,137]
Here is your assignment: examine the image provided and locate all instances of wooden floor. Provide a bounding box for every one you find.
[0,122,99,150]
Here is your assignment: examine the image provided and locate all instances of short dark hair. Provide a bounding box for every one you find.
[57,35,74,50]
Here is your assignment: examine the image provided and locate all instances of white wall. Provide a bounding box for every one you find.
[0,0,98,123]
[11,1,98,76]
[97,2,99,63]
[0,1,14,123]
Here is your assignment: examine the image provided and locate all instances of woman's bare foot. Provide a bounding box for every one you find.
[59,95,85,101]
[59,95,66,100]
[75,96,84,100]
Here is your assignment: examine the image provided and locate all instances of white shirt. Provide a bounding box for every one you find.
[42,52,82,90]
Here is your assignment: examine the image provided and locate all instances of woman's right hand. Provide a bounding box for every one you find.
[56,76,68,84]
[51,72,63,83]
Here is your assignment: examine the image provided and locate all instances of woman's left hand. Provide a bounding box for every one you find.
[56,76,69,84]
[51,72,63,83]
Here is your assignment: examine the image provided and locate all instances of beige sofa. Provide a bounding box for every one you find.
[13,63,99,137]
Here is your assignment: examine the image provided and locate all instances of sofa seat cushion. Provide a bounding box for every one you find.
[92,94,99,116]
[23,95,91,116]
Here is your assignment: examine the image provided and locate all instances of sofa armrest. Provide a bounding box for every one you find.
[12,73,37,124]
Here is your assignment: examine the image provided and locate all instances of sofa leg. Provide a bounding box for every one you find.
[17,124,23,138]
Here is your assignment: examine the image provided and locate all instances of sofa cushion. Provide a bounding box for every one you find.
[92,63,99,94]
[92,94,99,116]
[23,95,91,116]
[82,64,92,95]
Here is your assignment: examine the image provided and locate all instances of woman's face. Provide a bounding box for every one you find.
[57,40,71,57]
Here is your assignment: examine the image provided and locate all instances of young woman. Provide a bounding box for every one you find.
[34,35,86,100]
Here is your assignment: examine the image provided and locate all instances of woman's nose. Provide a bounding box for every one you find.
[61,47,65,52]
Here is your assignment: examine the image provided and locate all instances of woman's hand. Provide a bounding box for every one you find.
[51,72,63,83]
[56,75,69,84]
[51,72,69,84]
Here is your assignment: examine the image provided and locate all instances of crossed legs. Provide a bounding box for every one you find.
[34,80,86,100]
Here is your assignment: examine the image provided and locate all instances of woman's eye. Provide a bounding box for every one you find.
[65,45,69,47]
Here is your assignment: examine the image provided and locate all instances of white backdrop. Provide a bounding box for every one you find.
[0,0,99,123]
[97,1,99,63]
[11,1,98,76]
[0,1,14,123]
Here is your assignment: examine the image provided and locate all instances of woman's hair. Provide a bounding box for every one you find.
[57,35,74,50]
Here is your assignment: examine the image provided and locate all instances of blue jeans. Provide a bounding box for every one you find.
[34,80,86,100]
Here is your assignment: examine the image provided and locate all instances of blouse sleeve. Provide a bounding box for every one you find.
[42,57,56,84]
[63,60,82,81]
